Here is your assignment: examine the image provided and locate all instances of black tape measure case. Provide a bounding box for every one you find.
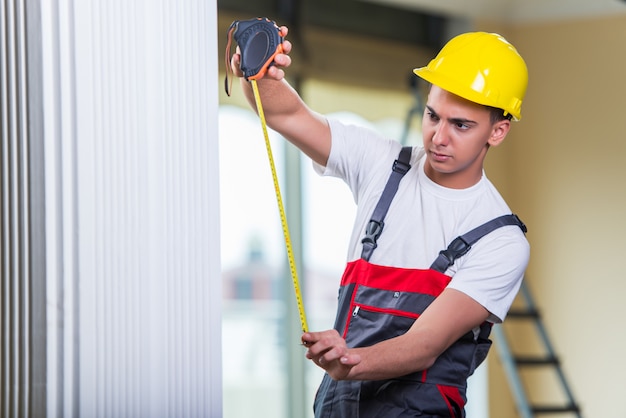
[225,18,284,81]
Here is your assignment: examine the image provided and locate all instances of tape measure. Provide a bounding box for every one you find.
[225,18,309,333]
[224,17,285,96]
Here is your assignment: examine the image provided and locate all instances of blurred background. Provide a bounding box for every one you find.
[217,1,626,417]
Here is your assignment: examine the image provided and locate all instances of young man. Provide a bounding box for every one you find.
[231,28,529,417]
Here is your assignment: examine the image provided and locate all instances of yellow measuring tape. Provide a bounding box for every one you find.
[250,79,309,333]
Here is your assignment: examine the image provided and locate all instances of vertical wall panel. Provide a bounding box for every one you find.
[3,0,222,417]
[70,0,221,417]
[1,0,35,417]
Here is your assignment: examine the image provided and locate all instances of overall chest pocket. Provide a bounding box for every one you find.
[343,285,435,348]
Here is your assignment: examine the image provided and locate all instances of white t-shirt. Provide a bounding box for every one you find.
[314,119,530,323]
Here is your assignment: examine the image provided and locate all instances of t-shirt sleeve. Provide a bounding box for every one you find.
[313,118,403,205]
[447,226,530,323]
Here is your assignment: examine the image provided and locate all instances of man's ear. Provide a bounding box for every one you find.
[488,119,511,147]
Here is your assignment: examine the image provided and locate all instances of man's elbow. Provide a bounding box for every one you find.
[420,354,438,371]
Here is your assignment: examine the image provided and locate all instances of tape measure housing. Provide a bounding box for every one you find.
[231,18,284,80]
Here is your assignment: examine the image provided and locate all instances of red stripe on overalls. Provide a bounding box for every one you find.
[437,384,464,417]
[340,258,451,296]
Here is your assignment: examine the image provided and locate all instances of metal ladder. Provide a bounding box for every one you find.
[492,281,582,417]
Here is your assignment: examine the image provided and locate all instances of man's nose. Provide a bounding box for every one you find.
[432,123,449,146]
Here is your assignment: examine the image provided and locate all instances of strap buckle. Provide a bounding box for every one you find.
[513,214,528,233]
[393,158,411,175]
[438,236,471,267]
[362,220,384,248]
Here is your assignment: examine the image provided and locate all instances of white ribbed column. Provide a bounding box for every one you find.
[41,0,221,417]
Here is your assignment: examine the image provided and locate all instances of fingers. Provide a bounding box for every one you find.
[230,53,243,78]
[229,36,292,82]
[274,44,292,67]
[301,330,363,380]
[266,65,285,81]
[310,346,361,380]
[302,330,351,364]
[264,42,291,81]
[300,331,318,346]
[302,330,341,350]
[339,352,361,366]
[230,51,287,81]
[281,39,292,55]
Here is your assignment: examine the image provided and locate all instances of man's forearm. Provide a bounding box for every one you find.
[346,332,439,381]
[239,76,331,166]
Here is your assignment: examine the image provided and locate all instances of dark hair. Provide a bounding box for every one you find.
[487,105,513,124]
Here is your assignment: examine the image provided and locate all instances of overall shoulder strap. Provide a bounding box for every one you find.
[361,146,412,261]
[430,214,528,273]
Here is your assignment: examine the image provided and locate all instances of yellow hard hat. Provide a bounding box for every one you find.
[414,32,528,121]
